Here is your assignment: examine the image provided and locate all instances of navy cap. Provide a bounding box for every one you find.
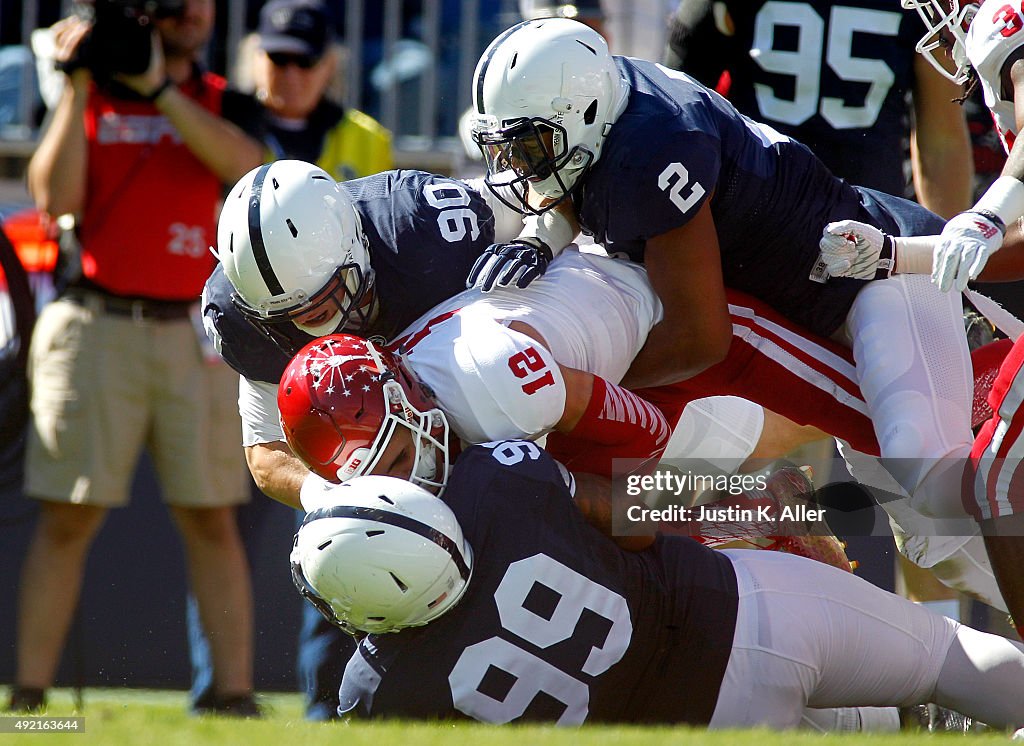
[258,0,333,58]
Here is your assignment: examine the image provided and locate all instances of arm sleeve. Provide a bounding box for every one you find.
[239,377,285,447]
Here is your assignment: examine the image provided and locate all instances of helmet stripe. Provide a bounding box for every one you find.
[303,504,471,580]
[247,163,285,295]
[475,20,530,114]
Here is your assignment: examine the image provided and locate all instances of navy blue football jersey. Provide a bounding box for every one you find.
[673,1,920,195]
[579,57,944,337]
[338,443,739,725]
[203,170,495,383]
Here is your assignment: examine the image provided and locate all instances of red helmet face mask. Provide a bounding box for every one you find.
[278,334,452,493]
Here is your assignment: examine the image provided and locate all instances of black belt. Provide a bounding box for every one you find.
[63,287,193,322]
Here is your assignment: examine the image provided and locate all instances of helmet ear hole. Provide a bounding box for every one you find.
[583,99,598,125]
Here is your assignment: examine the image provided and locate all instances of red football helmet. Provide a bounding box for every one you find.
[278,334,451,493]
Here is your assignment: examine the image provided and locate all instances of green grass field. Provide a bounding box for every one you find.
[3,688,1017,746]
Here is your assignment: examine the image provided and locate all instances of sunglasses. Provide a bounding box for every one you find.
[268,52,320,69]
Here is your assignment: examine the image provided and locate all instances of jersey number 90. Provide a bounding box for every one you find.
[424,182,481,243]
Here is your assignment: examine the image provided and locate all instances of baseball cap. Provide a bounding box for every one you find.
[258,0,333,58]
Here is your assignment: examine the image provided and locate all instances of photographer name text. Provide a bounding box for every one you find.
[626,504,825,523]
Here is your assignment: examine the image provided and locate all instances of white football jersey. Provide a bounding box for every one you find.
[393,245,663,443]
[967,0,1024,153]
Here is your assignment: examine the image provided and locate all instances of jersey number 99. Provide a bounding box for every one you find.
[447,553,632,725]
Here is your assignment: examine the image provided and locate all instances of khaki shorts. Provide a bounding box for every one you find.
[25,296,248,508]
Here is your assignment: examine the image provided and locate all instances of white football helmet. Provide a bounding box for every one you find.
[213,160,376,350]
[902,0,979,85]
[470,18,629,215]
[290,475,473,635]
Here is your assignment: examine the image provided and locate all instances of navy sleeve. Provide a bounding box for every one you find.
[451,443,571,493]
[586,67,722,246]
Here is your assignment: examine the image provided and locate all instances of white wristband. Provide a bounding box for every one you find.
[299,471,334,512]
[974,175,1024,228]
[521,210,577,257]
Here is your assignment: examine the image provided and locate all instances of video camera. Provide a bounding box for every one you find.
[64,0,185,80]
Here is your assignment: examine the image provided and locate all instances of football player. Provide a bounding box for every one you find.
[272,248,890,509]
[467,19,979,546]
[202,157,550,718]
[204,158,573,503]
[819,0,1024,637]
[289,465,1024,729]
[218,163,889,511]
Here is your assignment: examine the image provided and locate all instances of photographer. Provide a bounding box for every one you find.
[11,0,264,716]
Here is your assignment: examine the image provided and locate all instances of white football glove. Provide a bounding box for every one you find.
[931,210,1005,293]
[818,220,895,280]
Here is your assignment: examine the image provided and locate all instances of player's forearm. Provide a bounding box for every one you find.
[621,320,729,389]
[519,205,578,256]
[910,131,973,219]
[909,54,973,219]
[571,471,655,552]
[154,86,263,185]
[244,442,307,510]
[27,71,90,217]
[976,221,1024,281]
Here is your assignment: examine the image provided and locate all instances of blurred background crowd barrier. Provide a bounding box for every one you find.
[0,0,671,175]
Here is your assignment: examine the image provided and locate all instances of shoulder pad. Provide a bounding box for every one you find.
[406,314,566,443]
[202,266,292,383]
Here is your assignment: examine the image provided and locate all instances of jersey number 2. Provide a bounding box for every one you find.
[447,553,632,724]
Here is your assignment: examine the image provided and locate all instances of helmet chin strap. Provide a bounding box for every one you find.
[530,147,592,202]
[294,286,380,338]
[295,311,345,338]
